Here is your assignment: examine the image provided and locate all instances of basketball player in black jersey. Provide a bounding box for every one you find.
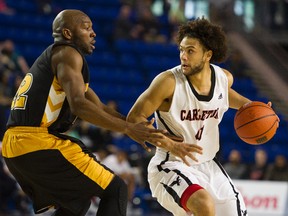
[1,9,202,216]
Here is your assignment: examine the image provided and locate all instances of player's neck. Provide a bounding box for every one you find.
[188,67,212,95]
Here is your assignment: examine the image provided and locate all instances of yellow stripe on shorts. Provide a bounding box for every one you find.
[2,127,114,189]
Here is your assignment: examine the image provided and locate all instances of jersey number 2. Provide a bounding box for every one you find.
[11,73,33,110]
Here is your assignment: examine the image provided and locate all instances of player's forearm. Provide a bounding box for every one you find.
[85,88,126,120]
[127,110,147,124]
[71,97,129,134]
[103,105,126,120]
[229,88,251,110]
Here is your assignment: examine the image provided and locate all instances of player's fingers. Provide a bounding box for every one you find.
[276,115,280,123]
[267,101,272,107]
[187,144,203,153]
[164,133,184,142]
[149,130,167,139]
[181,157,191,166]
[155,141,162,147]
[146,132,166,141]
[276,119,280,128]
[185,153,199,163]
[149,118,155,125]
[139,141,151,152]
[192,147,203,154]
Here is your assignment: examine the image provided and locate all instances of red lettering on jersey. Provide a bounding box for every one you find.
[180,108,219,121]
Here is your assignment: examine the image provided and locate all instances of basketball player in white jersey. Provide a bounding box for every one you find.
[127,18,277,216]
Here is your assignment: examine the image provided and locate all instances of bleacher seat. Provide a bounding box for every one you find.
[1,1,288,215]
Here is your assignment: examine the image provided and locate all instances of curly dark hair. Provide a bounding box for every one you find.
[176,17,228,63]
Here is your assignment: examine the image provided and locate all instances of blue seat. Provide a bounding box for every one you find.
[6,0,37,13]
[118,53,139,68]
[114,39,136,53]
[87,7,119,21]
[88,51,118,67]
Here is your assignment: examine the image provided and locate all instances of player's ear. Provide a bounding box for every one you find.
[206,50,213,61]
[62,28,72,40]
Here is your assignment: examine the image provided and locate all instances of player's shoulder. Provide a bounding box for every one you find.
[212,64,233,87]
[53,44,80,56]
[159,65,182,78]
[153,70,175,87]
[52,44,83,65]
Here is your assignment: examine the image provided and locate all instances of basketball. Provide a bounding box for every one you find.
[234,101,279,145]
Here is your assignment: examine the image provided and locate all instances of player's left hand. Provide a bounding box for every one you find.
[154,137,203,166]
[162,132,184,142]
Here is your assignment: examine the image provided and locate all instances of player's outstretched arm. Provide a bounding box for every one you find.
[126,118,203,165]
[127,72,203,165]
[55,48,168,149]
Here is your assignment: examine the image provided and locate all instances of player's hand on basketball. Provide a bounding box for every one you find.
[125,118,166,152]
[267,101,280,127]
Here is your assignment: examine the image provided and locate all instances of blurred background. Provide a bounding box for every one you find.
[0,0,287,215]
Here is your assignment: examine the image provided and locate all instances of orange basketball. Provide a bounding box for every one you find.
[234,101,279,145]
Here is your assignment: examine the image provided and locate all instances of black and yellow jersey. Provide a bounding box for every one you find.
[7,43,90,133]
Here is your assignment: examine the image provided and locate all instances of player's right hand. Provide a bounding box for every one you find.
[125,118,166,152]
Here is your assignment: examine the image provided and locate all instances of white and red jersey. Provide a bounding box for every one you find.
[155,64,229,165]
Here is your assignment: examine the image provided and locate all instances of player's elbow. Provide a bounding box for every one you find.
[69,96,86,116]
[126,112,136,123]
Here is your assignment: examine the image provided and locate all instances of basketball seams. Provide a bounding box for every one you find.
[235,104,273,118]
[237,118,278,139]
[235,114,277,130]
[233,101,278,145]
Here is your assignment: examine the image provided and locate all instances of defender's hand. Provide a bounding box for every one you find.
[125,119,166,152]
[163,132,184,142]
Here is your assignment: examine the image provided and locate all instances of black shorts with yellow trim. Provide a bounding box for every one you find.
[2,127,115,214]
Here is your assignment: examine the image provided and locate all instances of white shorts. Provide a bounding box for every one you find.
[148,149,248,216]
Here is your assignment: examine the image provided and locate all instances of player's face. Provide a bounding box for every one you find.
[179,37,209,76]
[72,16,96,55]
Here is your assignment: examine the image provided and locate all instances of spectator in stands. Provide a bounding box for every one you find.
[35,0,53,14]
[265,154,288,181]
[0,0,14,15]
[0,44,24,140]
[134,1,167,43]
[71,100,123,152]
[101,147,136,202]
[94,146,110,162]
[106,100,125,140]
[113,4,141,41]
[268,0,284,30]
[73,119,114,152]
[0,70,15,140]
[168,0,186,26]
[0,39,30,76]
[0,70,14,101]
[245,149,269,180]
[208,0,237,31]
[226,49,249,78]
[223,149,247,179]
